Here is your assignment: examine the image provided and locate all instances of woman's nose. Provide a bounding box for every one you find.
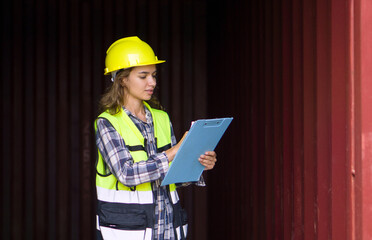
[148,76,156,86]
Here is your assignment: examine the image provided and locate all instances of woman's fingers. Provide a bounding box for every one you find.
[199,151,217,170]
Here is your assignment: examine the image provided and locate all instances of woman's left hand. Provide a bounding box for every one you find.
[198,151,217,170]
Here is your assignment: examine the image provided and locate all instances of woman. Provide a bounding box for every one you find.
[95,36,217,240]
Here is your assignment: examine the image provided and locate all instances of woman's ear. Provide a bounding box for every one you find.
[121,77,127,87]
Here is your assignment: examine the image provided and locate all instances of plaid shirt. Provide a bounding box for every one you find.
[96,106,204,240]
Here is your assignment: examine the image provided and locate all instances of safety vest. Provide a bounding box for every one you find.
[95,102,187,240]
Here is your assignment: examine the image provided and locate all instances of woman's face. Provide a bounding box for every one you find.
[122,65,157,103]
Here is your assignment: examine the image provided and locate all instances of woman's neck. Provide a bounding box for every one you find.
[123,99,146,120]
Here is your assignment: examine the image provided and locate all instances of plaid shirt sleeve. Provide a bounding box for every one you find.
[96,118,170,187]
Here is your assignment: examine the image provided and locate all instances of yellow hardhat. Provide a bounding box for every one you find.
[104,36,165,75]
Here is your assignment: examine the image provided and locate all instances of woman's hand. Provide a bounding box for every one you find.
[199,151,217,170]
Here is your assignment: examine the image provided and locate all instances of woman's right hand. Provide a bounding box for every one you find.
[165,131,188,162]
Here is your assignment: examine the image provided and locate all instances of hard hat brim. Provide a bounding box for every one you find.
[104,60,166,75]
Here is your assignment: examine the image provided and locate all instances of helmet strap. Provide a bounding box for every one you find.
[111,69,125,82]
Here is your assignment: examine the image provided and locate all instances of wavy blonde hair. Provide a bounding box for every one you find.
[99,68,164,115]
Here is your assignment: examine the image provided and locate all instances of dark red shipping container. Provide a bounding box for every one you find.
[1,0,372,239]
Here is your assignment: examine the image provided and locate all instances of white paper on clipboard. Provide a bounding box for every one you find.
[161,117,233,186]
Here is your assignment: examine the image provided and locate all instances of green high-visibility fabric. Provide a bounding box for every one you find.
[95,101,176,192]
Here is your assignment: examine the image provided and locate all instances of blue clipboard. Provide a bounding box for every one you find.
[161,117,233,186]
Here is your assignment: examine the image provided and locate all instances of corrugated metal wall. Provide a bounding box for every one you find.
[2,0,372,239]
[206,0,359,239]
[0,0,208,239]
[355,0,372,239]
